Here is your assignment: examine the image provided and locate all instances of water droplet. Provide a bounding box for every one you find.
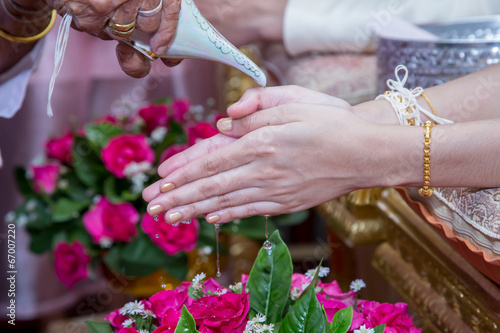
[161,284,166,288]
[215,223,221,278]
[264,215,270,241]
[155,234,159,239]
[263,240,272,250]
[154,215,159,221]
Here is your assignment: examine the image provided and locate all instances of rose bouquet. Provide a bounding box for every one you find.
[86,231,421,333]
[11,98,307,288]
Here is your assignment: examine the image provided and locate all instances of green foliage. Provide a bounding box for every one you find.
[328,306,353,333]
[246,230,293,323]
[85,321,114,333]
[175,305,200,333]
[85,123,124,149]
[103,232,188,279]
[279,260,329,333]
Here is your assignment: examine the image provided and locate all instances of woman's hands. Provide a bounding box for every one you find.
[142,86,394,224]
[47,0,181,77]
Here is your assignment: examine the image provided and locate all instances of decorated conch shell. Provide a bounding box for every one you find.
[125,0,266,87]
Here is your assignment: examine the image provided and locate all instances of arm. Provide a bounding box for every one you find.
[142,64,500,224]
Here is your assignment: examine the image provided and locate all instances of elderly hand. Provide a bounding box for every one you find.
[47,0,181,77]
[142,86,398,224]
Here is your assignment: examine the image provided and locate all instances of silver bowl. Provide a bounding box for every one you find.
[377,16,500,92]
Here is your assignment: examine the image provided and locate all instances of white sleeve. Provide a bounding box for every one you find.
[0,41,43,119]
[283,0,500,55]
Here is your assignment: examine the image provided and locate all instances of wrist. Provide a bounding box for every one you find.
[352,99,400,125]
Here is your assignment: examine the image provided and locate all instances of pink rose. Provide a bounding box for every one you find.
[157,308,182,332]
[105,308,129,329]
[290,273,312,291]
[160,144,189,164]
[94,115,119,125]
[83,197,139,243]
[203,278,229,294]
[45,131,74,164]
[240,274,249,291]
[139,104,169,133]
[141,214,198,255]
[101,134,155,178]
[187,292,250,333]
[149,289,189,318]
[118,328,139,333]
[171,99,190,122]
[187,122,218,146]
[359,301,421,333]
[53,241,91,288]
[317,280,356,305]
[32,163,60,194]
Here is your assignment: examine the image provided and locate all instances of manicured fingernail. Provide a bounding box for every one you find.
[117,49,134,61]
[217,117,232,132]
[161,183,175,193]
[169,212,182,224]
[207,215,221,224]
[149,204,163,216]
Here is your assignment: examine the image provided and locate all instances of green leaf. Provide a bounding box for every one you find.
[72,136,109,190]
[52,198,89,222]
[374,324,386,333]
[279,264,329,333]
[272,211,310,227]
[85,123,123,148]
[14,167,33,197]
[103,232,188,279]
[175,305,200,333]
[246,230,293,323]
[153,120,187,161]
[328,306,353,333]
[222,216,277,240]
[28,227,57,254]
[85,321,114,333]
[154,97,172,105]
[103,177,141,203]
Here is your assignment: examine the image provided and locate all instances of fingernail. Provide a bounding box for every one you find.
[207,215,221,224]
[149,204,164,216]
[155,46,167,55]
[169,212,182,224]
[161,183,175,193]
[117,49,134,61]
[217,117,232,132]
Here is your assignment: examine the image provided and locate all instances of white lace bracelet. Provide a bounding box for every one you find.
[376,65,454,126]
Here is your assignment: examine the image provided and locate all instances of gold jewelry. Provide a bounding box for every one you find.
[418,121,435,197]
[420,93,438,117]
[138,0,163,17]
[0,9,56,43]
[107,19,136,36]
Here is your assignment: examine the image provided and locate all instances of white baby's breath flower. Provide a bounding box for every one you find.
[253,313,266,323]
[130,173,148,193]
[354,325,374,333]
[138,330,149,333]
[290,287,302,300]
[58,179,69,189]
[192,272,206,284]
[214,289,228,296]
[124,161,152,178]
[150,126,168,143]
[92,195,102,204]
[31,154,46,166]
[26,199,37,211]
[142,309,156,318]
[305,266,330,279]
[229,282,243,293]
[263,323,275,332]
[350,279,366,292]
[16,214,28,227]
[301,283,310,291]
[122,300,144,315]
[99,237,113,248]
[4,211,16,223]
[253,324,265,333]
[122,318,135,328]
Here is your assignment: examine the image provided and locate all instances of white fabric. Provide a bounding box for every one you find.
[283,0,500,55]
[0,41,42,119]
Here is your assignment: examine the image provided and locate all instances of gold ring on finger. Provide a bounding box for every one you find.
[107,19,136,32]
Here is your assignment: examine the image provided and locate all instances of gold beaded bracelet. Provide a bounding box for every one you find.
[0,9,56,43]
[418,121,436,197]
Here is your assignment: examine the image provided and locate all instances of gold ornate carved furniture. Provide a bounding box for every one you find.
[318,188,500,333]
